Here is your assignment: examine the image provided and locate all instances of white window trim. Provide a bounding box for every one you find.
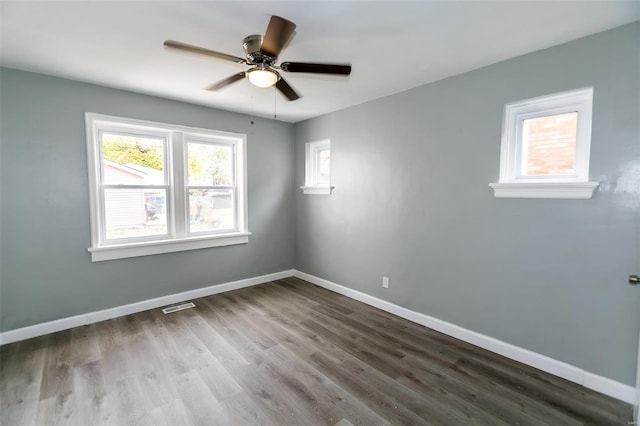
[488,182,599,199]
[87,232,251,262]
[85,113,250,262]
[301,139,334,195]
[300,185,335,195]
[489,88,598,199]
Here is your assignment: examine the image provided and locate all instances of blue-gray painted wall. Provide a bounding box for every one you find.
[294,22,639,385]
[0,69,295,331]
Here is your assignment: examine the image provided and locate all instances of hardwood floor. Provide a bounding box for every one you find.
[0,277,632,425]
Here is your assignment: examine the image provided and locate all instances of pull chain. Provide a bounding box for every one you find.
[273,86,277,120]
[250,92,254,126]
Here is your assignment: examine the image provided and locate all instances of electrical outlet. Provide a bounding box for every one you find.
[382,276,389,288]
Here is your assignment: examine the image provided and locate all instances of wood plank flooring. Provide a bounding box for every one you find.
[0,277,632,425]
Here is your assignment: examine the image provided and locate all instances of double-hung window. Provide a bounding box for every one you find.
[85,113,249,261]
[489,88,598,199]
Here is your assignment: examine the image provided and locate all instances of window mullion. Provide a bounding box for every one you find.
[171,132,187,238]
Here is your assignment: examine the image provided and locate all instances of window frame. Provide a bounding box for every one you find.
[489,88,598,199]
[183,134,240,237]
[301,139,334,195]
[97,126,172,245]
[85,113,249,262]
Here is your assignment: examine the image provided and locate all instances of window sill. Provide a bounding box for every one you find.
[88,232,251,262]
[488,182,599,199]
[300,185,335,195]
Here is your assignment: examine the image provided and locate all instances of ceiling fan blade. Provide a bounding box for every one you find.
[260,15,296,58]
[276,77,300,101]
[280,62,351,75]
[164,40,246,64]
[205,72,246,91]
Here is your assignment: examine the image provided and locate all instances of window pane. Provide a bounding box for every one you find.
[104,189,167,240]
[102,133,165,185]
[317,149,331,184]
[187,143,233,186]
[189,188,234,233]
[522,112,578,176]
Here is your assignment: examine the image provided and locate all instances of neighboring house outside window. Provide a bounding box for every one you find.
[489,88,598,199]
[85,113,249,261]
[301,139,334,195]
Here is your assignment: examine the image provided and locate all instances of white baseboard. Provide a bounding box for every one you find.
[0,269,294,346]
[1,268,633,404]
[293,270,635,404]
[583,371,636,405]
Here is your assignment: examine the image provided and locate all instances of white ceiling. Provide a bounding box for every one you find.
[1,1,638,123]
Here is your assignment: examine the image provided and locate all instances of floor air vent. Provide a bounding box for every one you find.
[162,302,196,314]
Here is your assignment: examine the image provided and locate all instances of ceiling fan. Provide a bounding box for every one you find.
[164,15,352,101]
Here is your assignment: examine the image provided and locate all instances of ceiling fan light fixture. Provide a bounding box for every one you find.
[247,67,279,88]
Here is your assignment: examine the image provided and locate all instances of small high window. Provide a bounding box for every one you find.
[301,139,334,195]
[489,88,598,199]
[85,113,249,261]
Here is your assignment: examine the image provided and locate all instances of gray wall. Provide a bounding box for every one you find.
[294,22,640,385]
[0,69,295,331]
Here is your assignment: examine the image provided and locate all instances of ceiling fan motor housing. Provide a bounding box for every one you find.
[243,35,271,64]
